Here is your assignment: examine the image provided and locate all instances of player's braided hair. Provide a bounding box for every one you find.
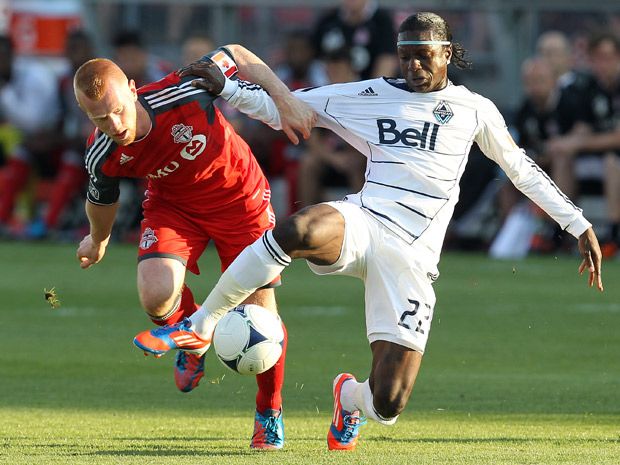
[398,12,472,70]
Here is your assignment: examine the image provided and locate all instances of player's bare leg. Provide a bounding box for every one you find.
[135,257,209,392]
[368,341,422,419]
[242,287,277,314]
[328,341,422,450]
[275,203,345,264]
[133,204,343,396]
[137,257,187,323]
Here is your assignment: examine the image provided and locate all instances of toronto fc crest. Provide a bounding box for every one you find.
[171,123,193,144]
[140,227,158,250]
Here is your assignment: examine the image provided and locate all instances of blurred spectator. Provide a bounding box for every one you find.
[112,30,173,86]
[181,33,214,65]
[491,50,599,257]
[490,58,563,257]
[24,29,96,238]
[312,0,397,80]
[0,35,20,169]
[323,46,358,83]
[297,47,366,208]
[532,32,594,200]
[0,35,61,235]
[536,31,594,109]
[546,32,620,257]
[537,31,575,81]
[275,30,329,90]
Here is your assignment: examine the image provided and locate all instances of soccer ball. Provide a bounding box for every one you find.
[213,304,284,375]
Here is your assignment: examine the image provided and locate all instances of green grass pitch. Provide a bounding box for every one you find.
[0,241,618,464]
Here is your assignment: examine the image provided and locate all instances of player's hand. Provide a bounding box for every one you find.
[76,234,107,269]
[272,93,317,145]
[577,227,603,291]
[177,61,225,95]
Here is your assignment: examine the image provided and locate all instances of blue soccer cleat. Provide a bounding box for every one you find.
[174,351,206,392]
[250,408,284,450]
[327,373,366,451]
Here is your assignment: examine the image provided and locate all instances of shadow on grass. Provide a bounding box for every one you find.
[17,440,260,458]
[367,436,620,444]
[87,449,256,458]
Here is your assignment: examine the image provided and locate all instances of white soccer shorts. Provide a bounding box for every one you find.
[307,200,437,353]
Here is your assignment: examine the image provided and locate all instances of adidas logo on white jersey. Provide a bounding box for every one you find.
[358,87,378,96]
[119,153,134,165]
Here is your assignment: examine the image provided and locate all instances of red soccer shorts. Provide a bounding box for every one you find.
[137,186,276,275]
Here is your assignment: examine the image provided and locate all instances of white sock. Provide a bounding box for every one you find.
[190,230,291,339]
[344,379,398,426]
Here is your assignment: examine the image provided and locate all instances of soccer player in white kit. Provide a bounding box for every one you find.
[135,12,604,451]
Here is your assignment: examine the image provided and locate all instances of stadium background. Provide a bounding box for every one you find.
[8,0,620,109]
[0,1,618,464]
[3,0,620,243]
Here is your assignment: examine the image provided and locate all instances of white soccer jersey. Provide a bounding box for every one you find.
[221,77,591,267]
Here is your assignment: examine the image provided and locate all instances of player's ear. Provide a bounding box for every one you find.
[128,79,137,100]
[445,46,453,64]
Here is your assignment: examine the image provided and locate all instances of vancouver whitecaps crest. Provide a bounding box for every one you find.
[433,101,454,124]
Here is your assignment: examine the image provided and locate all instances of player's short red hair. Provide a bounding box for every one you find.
[74,58,127,101]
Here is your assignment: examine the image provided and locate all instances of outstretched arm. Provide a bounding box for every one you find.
[476,99,604,291]
[178,44,316,144]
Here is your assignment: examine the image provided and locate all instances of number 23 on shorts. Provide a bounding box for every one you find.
[398,299,432,334]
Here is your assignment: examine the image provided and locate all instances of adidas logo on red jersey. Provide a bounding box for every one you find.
[119,153,134,165]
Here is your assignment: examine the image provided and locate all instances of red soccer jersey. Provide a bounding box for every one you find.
[84,72,268,218]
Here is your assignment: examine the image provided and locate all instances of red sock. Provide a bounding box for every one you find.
[0,158,31,222]
[255,321,287,413]
[44,162,86,228]
[149,284,200,326]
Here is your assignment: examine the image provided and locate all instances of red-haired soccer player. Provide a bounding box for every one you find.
[74,54,313,449]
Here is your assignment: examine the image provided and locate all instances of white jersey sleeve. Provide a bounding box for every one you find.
[474,97,591,238]
[219,78,282,130]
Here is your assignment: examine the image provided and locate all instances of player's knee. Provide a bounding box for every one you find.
[372,384,409,419]
[273,213,314,252]
[138,286,176,317]
[273,205,339,255]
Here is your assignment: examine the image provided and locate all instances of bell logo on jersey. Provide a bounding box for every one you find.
[139,227,158,250]
[171,124,193,144]
[180,134,207,160]
[377,119,439,150]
